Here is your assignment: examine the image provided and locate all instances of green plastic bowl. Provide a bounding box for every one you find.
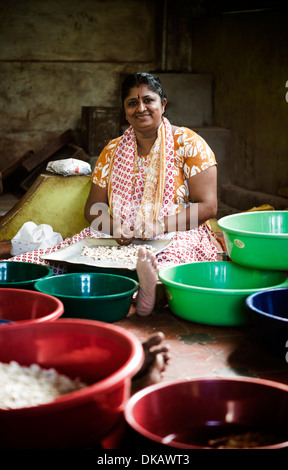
[158,261,288,326]
[35,272,139,322]
[217,211,288,270]
[0,261,53,289]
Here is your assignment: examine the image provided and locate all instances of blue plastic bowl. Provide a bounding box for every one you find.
[246,288,288,360]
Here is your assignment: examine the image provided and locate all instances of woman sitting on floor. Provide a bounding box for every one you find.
[5,72,219,316]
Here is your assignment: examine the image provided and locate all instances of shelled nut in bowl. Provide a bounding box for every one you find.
[0,288,64,325]
[246,287,288,360]
[158,261,288,326]
[35,272,139,322]
[0,319,144,448]
[124,377,288,449]
[0,261,53,289]
[217,210,288,270]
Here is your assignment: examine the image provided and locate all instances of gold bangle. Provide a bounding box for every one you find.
[158,218,166,234]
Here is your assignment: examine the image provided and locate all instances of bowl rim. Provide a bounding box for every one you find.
[217,211,288,239]
[246,287,288,322]
[124,376,288,449]
[0,318,144,413]
[0,287,64,324]
[0,261,53,286]
[34,272,139,300]
[158,261,288,295]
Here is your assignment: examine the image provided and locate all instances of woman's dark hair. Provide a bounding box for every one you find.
[121,73,166,108]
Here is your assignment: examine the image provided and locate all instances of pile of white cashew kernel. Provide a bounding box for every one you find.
[81,244,156,265]
[0,361,87,409]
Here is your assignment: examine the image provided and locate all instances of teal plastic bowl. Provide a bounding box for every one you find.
[158,261,288,326]
[217,211,288,270]
[0,261,53,289]
[35,272,139,322]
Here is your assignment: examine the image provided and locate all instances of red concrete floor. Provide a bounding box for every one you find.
[117,303,288,387]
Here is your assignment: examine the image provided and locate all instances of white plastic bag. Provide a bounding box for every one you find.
[46,158,91,176]
[11,222,63,256]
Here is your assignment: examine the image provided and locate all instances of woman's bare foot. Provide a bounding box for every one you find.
[132,332,170,394]
[136,246,159,316]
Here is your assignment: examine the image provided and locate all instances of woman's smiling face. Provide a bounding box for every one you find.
[123,85,167,134]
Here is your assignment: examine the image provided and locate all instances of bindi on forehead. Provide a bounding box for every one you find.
[128,85,153,98]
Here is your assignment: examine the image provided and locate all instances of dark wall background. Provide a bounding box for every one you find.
[0,0,287,200]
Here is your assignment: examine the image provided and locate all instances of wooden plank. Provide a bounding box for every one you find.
[19,143,90,192]
[2,130,75,193]
[1,150,34,180]
[21,129,74,172]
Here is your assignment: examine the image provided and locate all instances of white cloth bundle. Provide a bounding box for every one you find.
[11,222,63,256]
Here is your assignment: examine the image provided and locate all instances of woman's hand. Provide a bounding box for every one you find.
[114,223,134,246]
[133,219,165,240]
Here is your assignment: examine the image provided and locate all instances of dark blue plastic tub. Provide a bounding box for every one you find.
[246,288,288,360]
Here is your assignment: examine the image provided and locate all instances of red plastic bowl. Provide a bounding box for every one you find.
[0,319,144,448]
[0,288,64,325]
[124,377,288,449]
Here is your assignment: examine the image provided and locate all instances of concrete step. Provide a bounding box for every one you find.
[216,201,240,221]
[156,73,214,127]
[221,182,288,212]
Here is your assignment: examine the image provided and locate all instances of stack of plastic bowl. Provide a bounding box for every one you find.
[219,210,288,357]
[0,261,143,448]
[158,261,287,326]
[159,211,288,329]
[123,211,288,450]
[217,211,288,271]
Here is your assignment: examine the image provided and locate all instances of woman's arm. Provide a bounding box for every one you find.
[84,183,109,225]
[188,165,218,222]
[84,182,133,243]
[162,165,217,233]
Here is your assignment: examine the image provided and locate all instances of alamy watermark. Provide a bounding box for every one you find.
[90,202,199,238]
[286,80,288,103]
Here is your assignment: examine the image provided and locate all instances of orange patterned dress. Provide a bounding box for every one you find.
[8,122,218,274]
[91,123,218,267]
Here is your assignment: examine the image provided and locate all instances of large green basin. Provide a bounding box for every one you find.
[158,261,288,326]
[35,272,138,322]
[217,211,288,270]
